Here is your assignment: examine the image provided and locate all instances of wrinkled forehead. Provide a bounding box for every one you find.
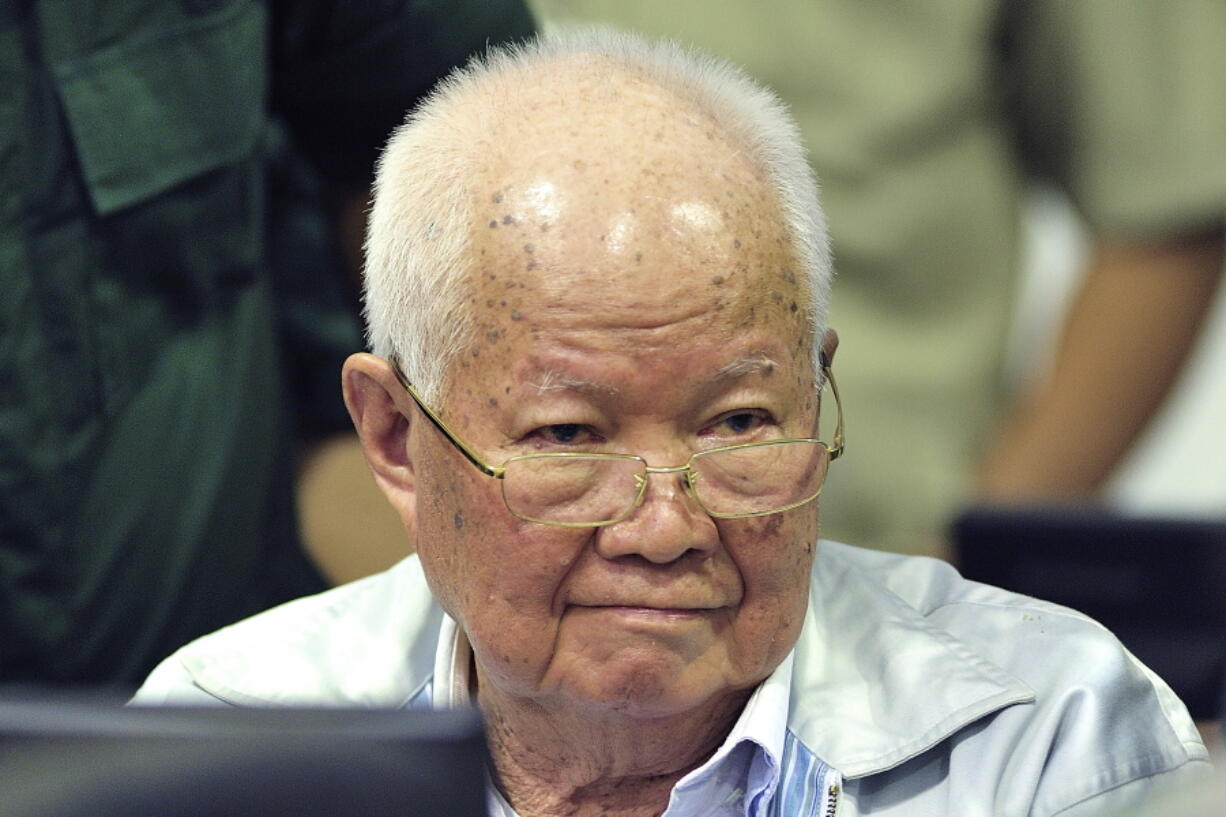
[453,61,810,371]
[471,60,777,233]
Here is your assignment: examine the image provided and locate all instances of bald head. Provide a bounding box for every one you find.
[364,30,831,404]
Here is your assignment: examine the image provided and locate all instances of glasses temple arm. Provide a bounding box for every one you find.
[389,359,504,478]
[823,365,845,461]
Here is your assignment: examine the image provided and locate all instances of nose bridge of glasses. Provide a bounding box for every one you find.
[632,462,702,509]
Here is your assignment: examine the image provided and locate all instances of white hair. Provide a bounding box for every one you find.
[364,27,832,404]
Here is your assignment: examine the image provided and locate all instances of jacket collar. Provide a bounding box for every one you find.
[787,542,1035,779]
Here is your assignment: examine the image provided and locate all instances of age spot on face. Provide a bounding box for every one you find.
[453,510,465,530]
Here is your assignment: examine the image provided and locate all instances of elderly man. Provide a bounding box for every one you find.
[136,31,1207,816]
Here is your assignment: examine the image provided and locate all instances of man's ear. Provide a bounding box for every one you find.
[819,327,839,370]
[342,353,420,538]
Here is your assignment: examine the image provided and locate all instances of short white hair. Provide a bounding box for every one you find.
[364,27,832,404]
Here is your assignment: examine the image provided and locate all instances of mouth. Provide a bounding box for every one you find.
[574,605,715,621]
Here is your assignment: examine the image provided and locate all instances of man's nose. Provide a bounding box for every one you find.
[593,467,719,564]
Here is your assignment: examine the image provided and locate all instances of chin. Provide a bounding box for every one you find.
[564,663,733,722]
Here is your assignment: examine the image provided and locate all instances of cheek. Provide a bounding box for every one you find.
[722,510,816,660]
[463,539,588,696]
[416,458,590,685]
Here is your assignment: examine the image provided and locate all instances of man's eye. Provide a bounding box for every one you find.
[530,424,600,446]
[702,411,770,437]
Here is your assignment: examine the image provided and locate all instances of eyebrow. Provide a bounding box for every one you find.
[529,371,620,396]
[713,353,779,381]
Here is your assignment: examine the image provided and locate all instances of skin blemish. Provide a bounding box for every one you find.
[573,159,587,172]
[500,299,507,307]
[790,301,798,313]
[510,309,524,321]
[523,243,535,253]
[635,252,642,264]
[502,214,515,225]
[711,275,724,286]
[489,220,498,229]
[733,238,741,249]
[488,397,499,408]
[540,223,551,233]
[453,510,464,530]
[526,260,538,271]
[486,330,501,342]
[491,191,503,204]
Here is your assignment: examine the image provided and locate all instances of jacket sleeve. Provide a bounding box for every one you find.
[129,653,231,707]
[1048,758,1214,817]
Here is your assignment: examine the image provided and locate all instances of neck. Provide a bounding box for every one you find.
[478,682,752,817]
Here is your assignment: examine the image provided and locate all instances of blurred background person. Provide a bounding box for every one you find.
[524,0,1226,557]
[0,0,533,686]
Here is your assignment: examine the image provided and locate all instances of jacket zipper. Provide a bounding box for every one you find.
[825,783,840,817]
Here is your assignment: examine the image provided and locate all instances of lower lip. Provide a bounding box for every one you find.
[587,606,710,622]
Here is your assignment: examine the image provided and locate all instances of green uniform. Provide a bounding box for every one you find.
[0,0,534,684]
[531,0,1226,554]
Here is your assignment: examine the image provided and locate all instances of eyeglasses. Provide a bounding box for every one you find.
[390,359,844,528]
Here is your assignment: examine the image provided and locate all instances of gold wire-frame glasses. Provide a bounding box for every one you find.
[390,358,844,528]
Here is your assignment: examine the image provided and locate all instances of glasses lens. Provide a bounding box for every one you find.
[691,440,830,516]
[502,455,645,526]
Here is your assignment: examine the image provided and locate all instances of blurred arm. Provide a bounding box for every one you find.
[298,433,410,585]
[978,230,1224,501]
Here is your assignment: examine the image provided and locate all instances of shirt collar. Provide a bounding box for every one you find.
[431,615,793,817]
